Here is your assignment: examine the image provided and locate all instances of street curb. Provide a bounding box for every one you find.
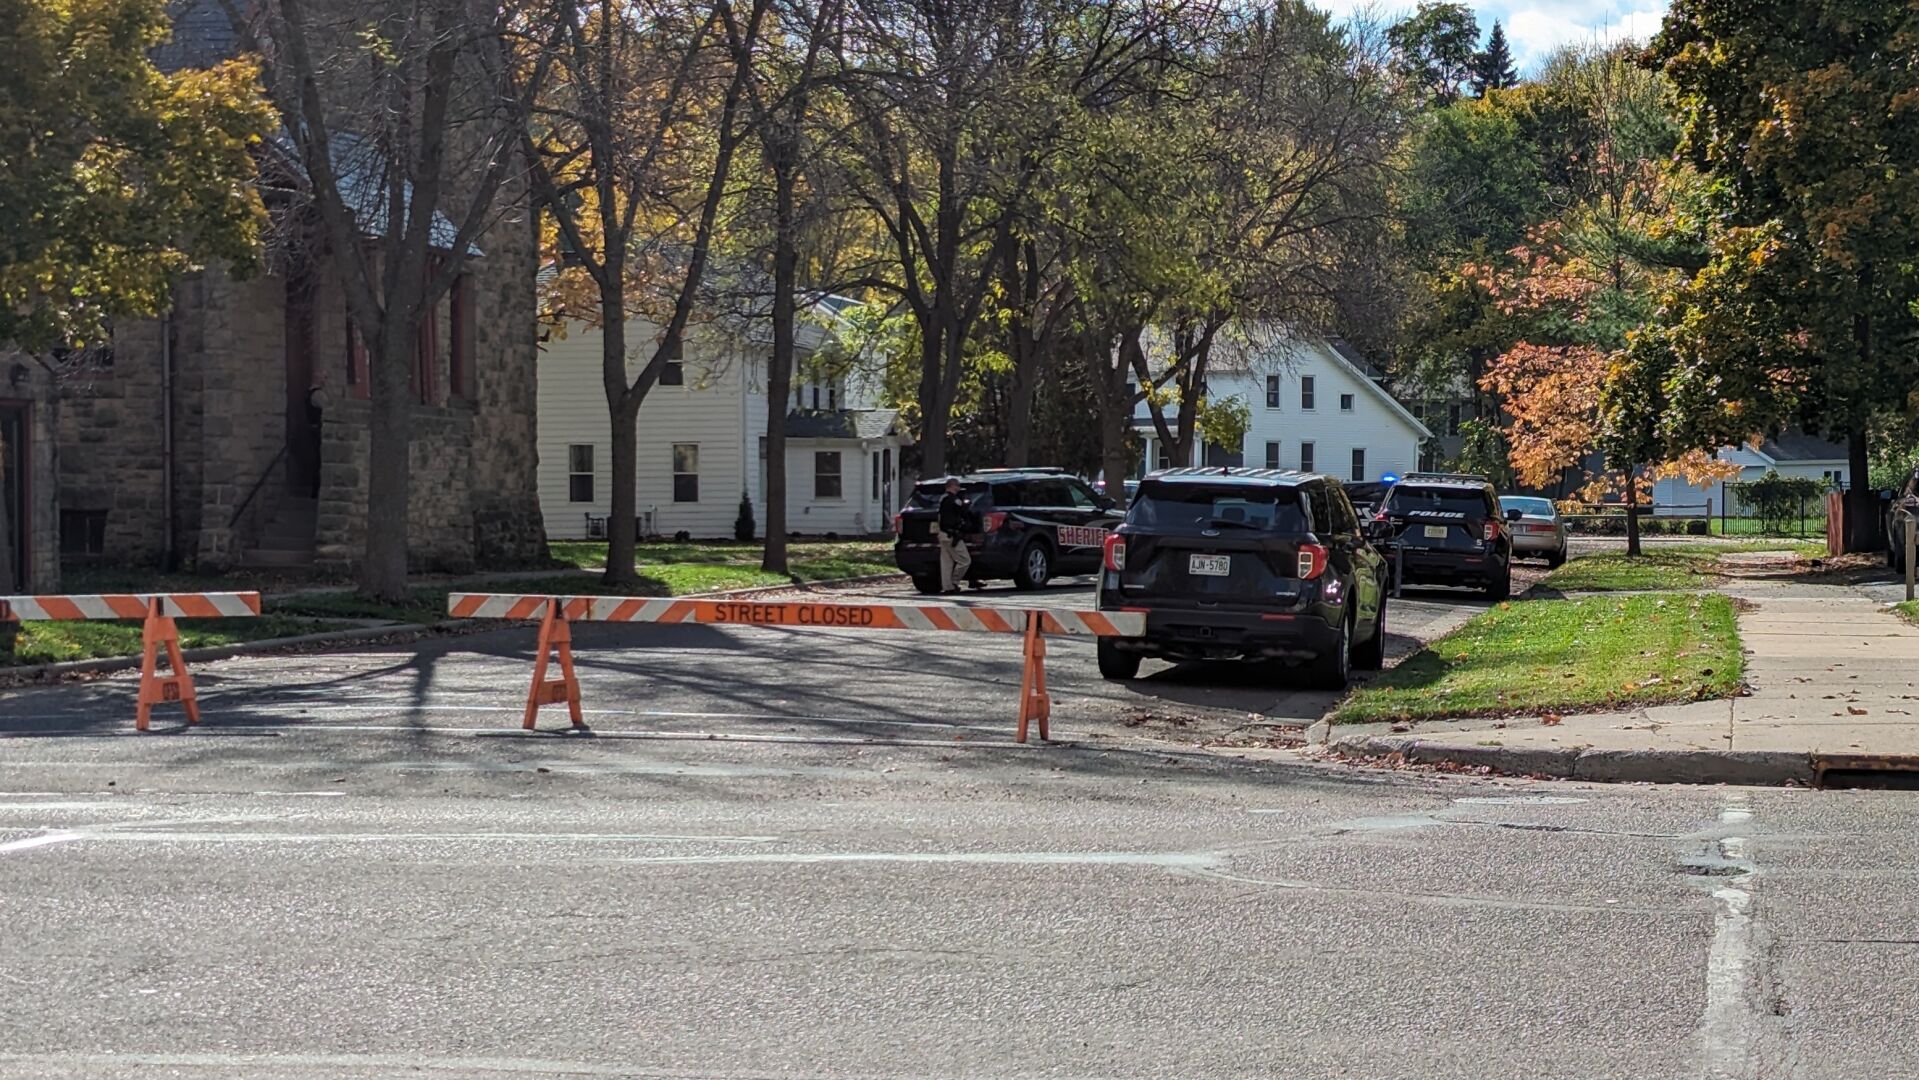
[1324,733,1815,786]
[0,573,912,687]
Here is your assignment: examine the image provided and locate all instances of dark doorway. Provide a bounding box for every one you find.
[0,403,29,591]
[284,269,322,496]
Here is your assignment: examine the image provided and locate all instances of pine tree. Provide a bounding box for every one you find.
[1472,22,1518,96]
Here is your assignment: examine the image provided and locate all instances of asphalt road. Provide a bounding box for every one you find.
[16,563,1917,1078]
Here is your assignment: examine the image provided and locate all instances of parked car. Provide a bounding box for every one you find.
[1499,495,1569,567]
[1343,480,1390,518]
[1888,469,1919,573]
[1093,468,1388,689]
[893,469,1122,593]
[1369,472,1519,599]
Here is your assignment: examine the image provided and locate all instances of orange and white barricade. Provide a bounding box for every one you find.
[447,594,1143,742]
[0,592,262,730]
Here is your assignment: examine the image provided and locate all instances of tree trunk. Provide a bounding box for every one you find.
[1099,400,1132,517]
[762,151,798,575]
[360,331,414,601]
[606,395,641,585]
[917,327,950,476]
[1847,425,1876,552]
[601,310,642,586]
[1624,466,1642,558]
[1000,232,1037,468]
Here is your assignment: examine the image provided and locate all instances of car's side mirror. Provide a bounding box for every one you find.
[1097,497,1117,511]
[1505,508,1524,522]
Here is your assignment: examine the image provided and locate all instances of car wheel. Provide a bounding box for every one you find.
[911,574,942,595]
[1097,638,1141,681]
[1352,596,1385,671]
[1013,541,1052,590]
[1485,558,1512,601]
[1546,545,1567,569]
[1307,611,1352,690]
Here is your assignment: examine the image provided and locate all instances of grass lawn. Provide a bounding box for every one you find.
[4,615,338,667]
[1897,601,1919,626]
[1333,593,1745,724]
[547,539,894,577]
[1542,542,1826,592]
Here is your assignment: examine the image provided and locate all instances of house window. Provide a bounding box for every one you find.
[346,322,369,399]
[1350,447,1366,482]
[672,444,699,502]
[59,509,107,557]
[1300,376,1316,411]
[1265,375,1280,409]
[815,451,843,499]
[567,445,594,503]
[1265,441,1280,470]
[659,341,684,386]
[810,385,820,410]
[1300,441,1315,473]
[449,274,475,400]
[829,382,839,410]
[1339,393,1354,412]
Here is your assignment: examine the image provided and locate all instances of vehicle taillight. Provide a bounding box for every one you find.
[983,511,1008,533]
[1482,521,1498,542]
[1297,543,1329,579]
[1103,532,1126,572]
[891,513,902,535]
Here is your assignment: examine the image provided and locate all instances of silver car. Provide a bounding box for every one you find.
[1500,496,1568,567]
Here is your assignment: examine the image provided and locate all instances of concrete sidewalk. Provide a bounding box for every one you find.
[1323,578,1919,785]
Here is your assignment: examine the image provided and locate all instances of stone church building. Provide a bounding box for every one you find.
[44,2,547,582]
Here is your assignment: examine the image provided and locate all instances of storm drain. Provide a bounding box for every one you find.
[1812,754,1919,790]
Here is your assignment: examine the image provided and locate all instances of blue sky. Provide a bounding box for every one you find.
[1315,1,1670,72]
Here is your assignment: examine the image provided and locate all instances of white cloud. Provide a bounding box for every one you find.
[1308,0,1671,72]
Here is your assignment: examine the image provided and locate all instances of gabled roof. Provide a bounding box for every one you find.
[1307,337,1432,440]
[155,0,238,74]
[1754,432,1847,463]
[785,408,903,441]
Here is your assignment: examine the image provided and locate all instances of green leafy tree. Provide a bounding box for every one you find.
[1646,0,1919,551]
[1471,21,1517,96]
[1387,2,1480,105]
[0,0,270,353]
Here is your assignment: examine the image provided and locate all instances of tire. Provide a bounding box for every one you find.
[1546,545,1567,569]
[1485,557,1512,601]
[1097,638,1141,681]
[1307,611,1352,690]
[1352,596,1386,671]
[911,574,942,595]
[1013,541,1053,590]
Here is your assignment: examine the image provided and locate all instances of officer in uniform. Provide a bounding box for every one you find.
[936,476,976,594]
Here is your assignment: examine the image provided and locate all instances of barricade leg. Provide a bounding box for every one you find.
[524,599,585,730]
[135,599,199,732]
[1016,612,1051,743]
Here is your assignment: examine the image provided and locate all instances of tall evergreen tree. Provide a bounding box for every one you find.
[1471,22,1517,95]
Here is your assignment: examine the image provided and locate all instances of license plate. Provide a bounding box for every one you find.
[1189,554,1230,577]
[1423,525,1449,539]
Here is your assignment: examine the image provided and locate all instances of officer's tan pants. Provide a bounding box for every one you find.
[939,535,972,591]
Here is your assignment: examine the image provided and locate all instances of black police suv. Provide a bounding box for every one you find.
[1093,468,1388,689]
[893,469,1123,594]
[1369,473,1520,599]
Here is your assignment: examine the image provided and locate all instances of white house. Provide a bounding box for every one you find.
[1652,432,1850,516]
[1134,333,1431,483]
[537,304,909,540]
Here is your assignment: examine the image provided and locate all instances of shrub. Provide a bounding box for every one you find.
[1730,471,1824,534]
[734,495,756,542]
[1687,519,1709,536]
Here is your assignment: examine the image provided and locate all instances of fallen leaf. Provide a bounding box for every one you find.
[1542,713,1564,726]
[1847,706,1869,716]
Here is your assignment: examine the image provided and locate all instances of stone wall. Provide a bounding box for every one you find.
[56,318,168,565]
[0,358,63,592]
[190,271,286,570]
[313,397,478,574]
[463,178,548,566]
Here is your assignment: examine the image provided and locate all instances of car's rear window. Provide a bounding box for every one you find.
[1500,496,1555,516]
[907,484,986,510]
[1385,486,1490,517]
[1127,483,1309,533]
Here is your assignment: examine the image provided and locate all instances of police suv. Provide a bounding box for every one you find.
[1367,472,1520,599]
[892,469,1123,593]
